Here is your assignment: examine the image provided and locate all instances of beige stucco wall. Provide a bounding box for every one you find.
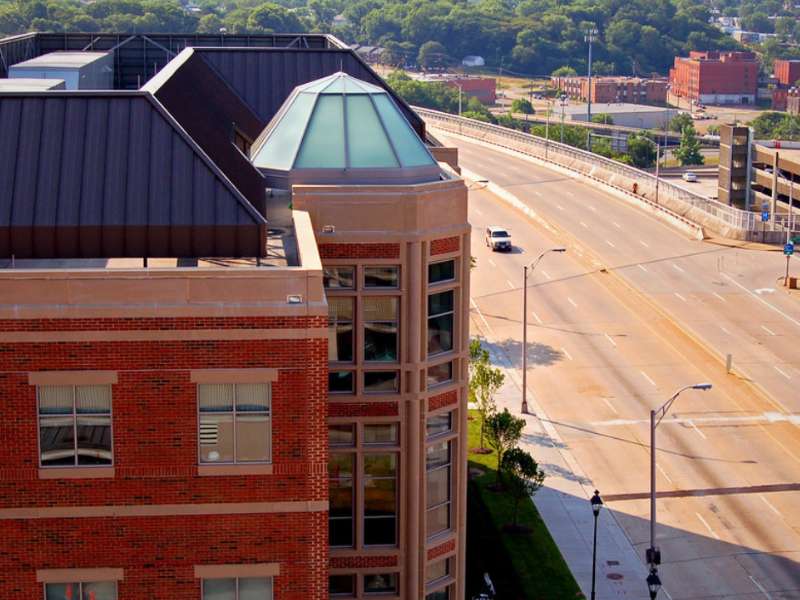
[0,210,325,321]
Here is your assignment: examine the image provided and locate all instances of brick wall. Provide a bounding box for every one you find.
[329,555,398,569]
[328,402,400,418]
[0,315,328,598]
[428,390,458,412]
[430,237,460,256]
[427,538,456,561]
[3,513,328,599]
[318,243,400,259]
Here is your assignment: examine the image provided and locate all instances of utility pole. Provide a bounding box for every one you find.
[585,25,599,149]
[655,143,661,205]
[560,95,567,144]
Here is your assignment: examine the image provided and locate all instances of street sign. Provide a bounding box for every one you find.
[762,202,770,211]
[785,242,795,256]
[762,211,770,222]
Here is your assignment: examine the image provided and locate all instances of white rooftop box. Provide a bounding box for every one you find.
[9,52,113,90]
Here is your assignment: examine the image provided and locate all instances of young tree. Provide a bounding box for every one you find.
[591,113,614,125]
[511,98,534,114]
[486,408,525,484]
[469,340,504,451]
[626,134,656,168]
[674,125,704,166]
[417,41,449,70]
[501,447,546,528]
[669,112,693,133]
[551,66,577,77]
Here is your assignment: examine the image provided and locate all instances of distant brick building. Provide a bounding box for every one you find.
[418,74,497,104]
[669,51,758,105]
[771,59,800,110]
[552,76,667,105]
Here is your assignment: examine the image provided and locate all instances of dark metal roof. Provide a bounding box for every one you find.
[0,91,266,259]
[0,32,342,87]
[197,48,425,138]
[141,48,266,213]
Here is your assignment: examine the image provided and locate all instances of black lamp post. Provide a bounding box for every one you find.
[590,490,603,600]
[647,568,662,600]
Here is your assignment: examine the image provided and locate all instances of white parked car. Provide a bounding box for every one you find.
[485,226,512,252]
[682,172,698,182]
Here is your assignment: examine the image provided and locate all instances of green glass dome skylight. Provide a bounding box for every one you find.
[251,72,440,185]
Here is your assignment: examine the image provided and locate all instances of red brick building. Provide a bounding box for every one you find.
[771,59,800,110]
[669,51,758,105]
[419,74,497,104]
[0,37,468,600]
[552,76,667,104]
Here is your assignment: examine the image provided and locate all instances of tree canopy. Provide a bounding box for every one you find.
[0,0,741,77]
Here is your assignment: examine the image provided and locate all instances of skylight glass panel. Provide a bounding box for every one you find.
[345,95,399,168]
[295,94,346,169]
[252,91,315,170]
[372,95,436,167]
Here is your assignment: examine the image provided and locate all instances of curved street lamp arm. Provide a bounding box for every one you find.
[654,383,711,428]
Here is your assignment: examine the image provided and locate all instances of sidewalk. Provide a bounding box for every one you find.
[473,326,651,599]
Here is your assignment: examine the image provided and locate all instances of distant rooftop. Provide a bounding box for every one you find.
[251,72,439,186]
[564,102,675,115]
[10,51,110,68]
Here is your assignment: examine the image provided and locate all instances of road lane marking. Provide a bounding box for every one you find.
[662,588,673,600]
[750,575,773,599]
[592,412,800,428]
[531,311,543,325]
[640,370,657,387]
[637,264,648,272]
[561,347,573,361]
[672,263,685,273]
[606,240,616,248]
[602,397,618,414]
[689,420,707,440]
[566,191,575,197]
[604,333,617,348]
[534,190,543,197]
[474,208,484,216]
[774,365,791,380]
[639,240,649,248]
[567,297,578,308]
[471,297,495,337]
[506,279,515,289]
[674,292,687,302]
[722,272,800,330]
[696,512,720,539]
[657,463,673,484]
[589,205,597,212]
[580,221,589,229]
[488,259,496,267]
[541,270,551,280]
[713,292,726,303]
[720,325,731,335]
[761,325,776,336]
[556,204,565,211]
[760,494,782,517]
[612,221,621,229]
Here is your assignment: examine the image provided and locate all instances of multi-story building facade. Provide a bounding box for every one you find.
[771,59,800,110]
[668,51,758,105]
[552,76,667,105]
[0,33,468,600]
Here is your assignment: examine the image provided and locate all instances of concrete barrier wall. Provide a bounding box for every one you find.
[419,108,779,241]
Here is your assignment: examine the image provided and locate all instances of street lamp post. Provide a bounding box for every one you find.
[545,98,552,159]
[585,25,599,149]
[647,382,713,595]
[647,568,662,600]
[590,490,603,600]
[521,248,567,414]
[560,94,567,145]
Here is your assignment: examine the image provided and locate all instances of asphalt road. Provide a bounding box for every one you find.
[439,131,800,599]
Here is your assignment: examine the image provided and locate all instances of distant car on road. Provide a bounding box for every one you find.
[485,226,512,252]
[682,172,698,182]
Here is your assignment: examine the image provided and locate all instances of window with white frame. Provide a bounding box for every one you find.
[198,383,271,464]
[38,385,112,467]
[44,582,116,600]
[201,577,273,600]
